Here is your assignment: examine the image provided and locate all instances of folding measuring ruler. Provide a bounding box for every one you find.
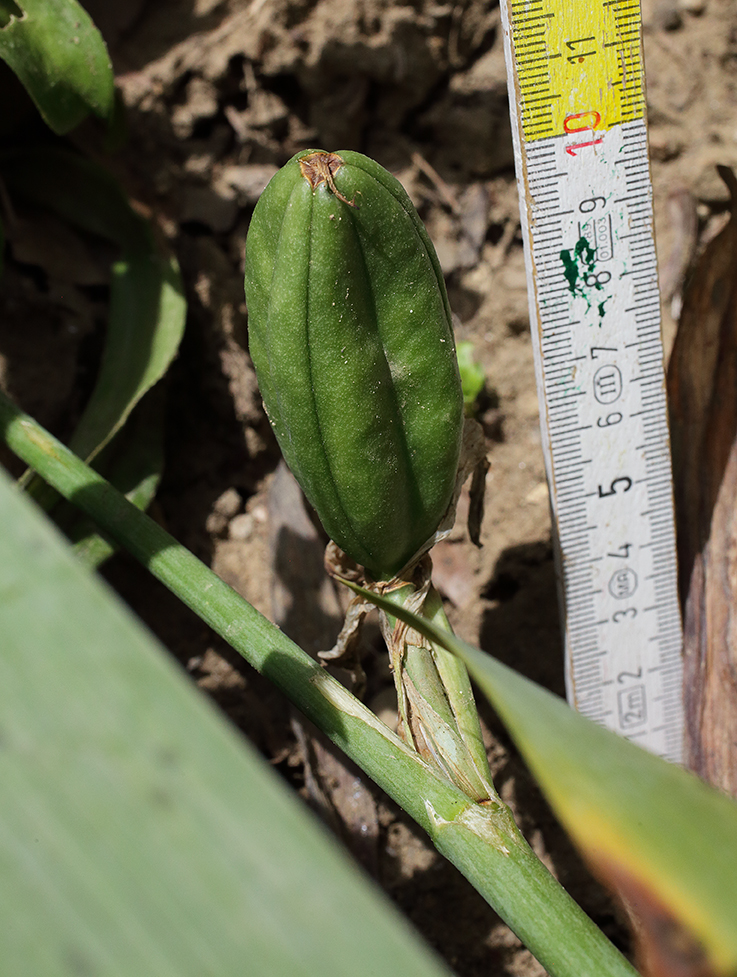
[499,0,684,761]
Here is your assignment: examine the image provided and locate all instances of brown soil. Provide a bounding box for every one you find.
[2,0,736,973]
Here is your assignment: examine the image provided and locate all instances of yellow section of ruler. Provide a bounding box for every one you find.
[508,0,645,142]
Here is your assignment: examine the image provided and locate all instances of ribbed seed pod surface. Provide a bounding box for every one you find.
[244,149,463,579]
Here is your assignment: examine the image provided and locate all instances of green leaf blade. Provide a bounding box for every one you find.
[462,643,737,973]
[0,467,455,977]
[69,247,185,463]
[0,0,114,133]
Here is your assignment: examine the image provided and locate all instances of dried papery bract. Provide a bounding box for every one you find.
[668,165,737,798]
[299,151,357,208]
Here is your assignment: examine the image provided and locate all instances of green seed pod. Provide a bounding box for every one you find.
[244,149,463,579]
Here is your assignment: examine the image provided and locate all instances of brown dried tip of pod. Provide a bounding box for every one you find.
[299,151,357,208]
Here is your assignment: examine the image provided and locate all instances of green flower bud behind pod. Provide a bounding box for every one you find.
[244,149,463,579]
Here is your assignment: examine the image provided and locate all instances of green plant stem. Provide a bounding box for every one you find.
[0,392,638,977]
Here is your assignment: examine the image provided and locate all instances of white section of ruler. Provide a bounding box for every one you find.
[501,20,684,761]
